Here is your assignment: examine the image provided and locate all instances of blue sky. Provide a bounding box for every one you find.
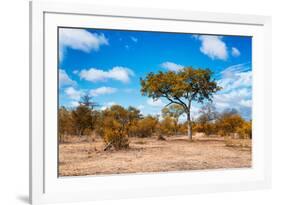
[59,27,252,121]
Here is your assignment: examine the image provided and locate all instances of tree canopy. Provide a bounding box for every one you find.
[141,67,221,139]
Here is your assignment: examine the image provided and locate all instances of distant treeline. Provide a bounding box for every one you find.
[59,95,251,150]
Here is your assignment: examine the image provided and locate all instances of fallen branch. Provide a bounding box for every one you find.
[157,135,166,141]
[103,141,113,151]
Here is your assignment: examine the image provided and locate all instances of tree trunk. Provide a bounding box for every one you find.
[186,110,192,140]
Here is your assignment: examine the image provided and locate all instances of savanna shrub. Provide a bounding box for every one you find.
[157,116,176,136]
[236,121,252,139]
[59,107,74,143]
[194,122,217,136]
[100,105,130,150]
[132,116,158,138]
[103,128,129,150]
[217,114,245,137]
[177,123,188,135]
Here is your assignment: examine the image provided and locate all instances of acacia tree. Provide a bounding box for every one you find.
[141,67,221,140]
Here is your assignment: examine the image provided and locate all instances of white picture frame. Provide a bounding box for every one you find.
[30,1,272,204]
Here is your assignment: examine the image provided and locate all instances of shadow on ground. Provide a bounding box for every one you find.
[17,195,29,204]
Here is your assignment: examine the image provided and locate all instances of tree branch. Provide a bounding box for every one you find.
[157,88,188,111]
[164,102,173,107]
[174,96,188,110]
[163,93,184,107]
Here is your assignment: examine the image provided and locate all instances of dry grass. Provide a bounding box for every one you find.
[224,137,252,151]
[59,134,252,176]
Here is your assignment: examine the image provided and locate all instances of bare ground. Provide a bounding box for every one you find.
[59,134,252,176]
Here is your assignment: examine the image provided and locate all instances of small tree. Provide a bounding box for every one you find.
[100,105,130,150]
[162,104,184,135]
[127,106,142,137]
[196,103,218,136]
[79,94,99,109]
[71,95,97,137]
[71,105,93,137]
[198,103,218,122]
[141,67,221,140]
[58,106,72,142]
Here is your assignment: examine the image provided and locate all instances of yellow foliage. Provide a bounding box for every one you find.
[100,105,130,150]
[236,121,252,139]
[103,128,129,150]
[193,122,216,136]
[217,114,245,137]
[129,116,158,138]
[157,116,176,136]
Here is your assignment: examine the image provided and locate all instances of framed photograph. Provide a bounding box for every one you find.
[30,1,271,204]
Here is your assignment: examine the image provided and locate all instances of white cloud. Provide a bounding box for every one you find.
[89,86,117,97]
[214,88,251,104]
[194,35,228,60]
[190,105,201,120]
[79,66,134,83]
[59,28,108,61]
[147,98,164,107]
[65,87,83,100]
[213,87,252,119]
[240,99,252,108]
[69,101,80,107]
[107,102,117,106]
[231,47,240,57]
[220,63,249,77]
[160,62,184,72]
[131,37,138,43]
[219,63,252,91]
[214,101,229,110]
[59,69,76,87]
[137,104,145,110]
[100,102,117,110]
[137,104,145,114]
[213,63,252,119]
[72,70,79,74]
[178,114,186,123]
